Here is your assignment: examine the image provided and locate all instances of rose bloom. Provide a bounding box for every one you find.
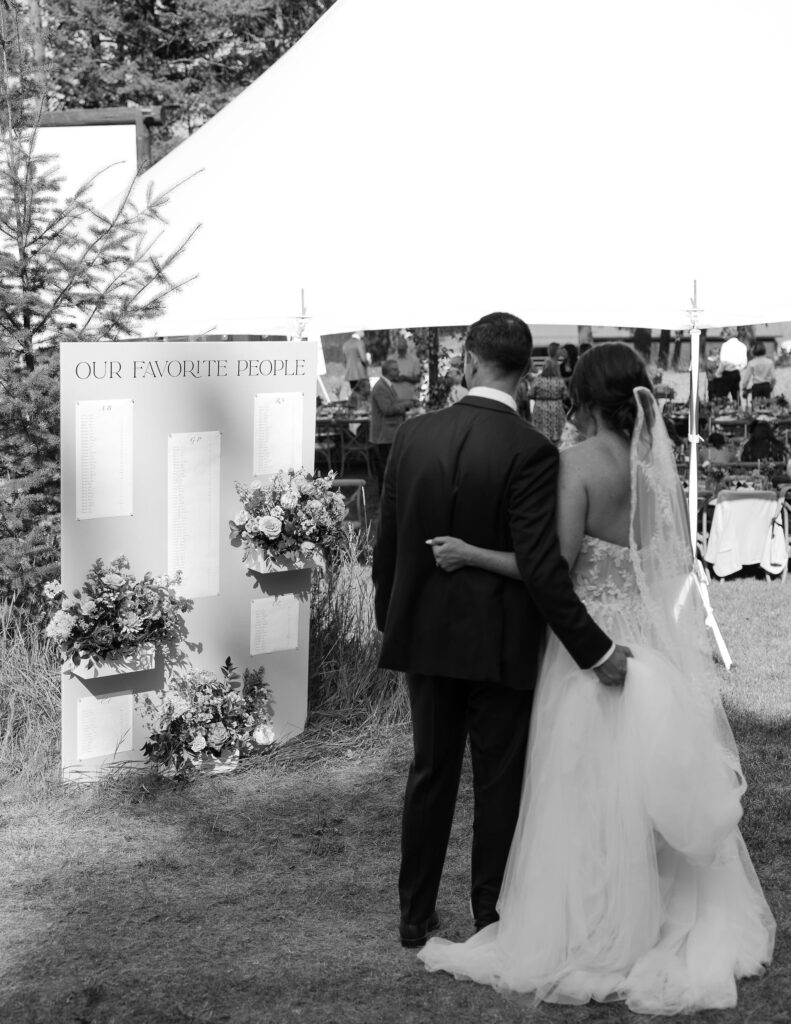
[190,733,207,752]
[92,625,117,649]
[234,509,251,526]
[279,490,299,511]
[260,515,283,540]
[101,572,125,588]
[207,722,229,749]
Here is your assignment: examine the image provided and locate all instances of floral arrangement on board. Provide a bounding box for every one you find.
[142,657,274,776]
[228,468,348,571]
[44,556,193,668]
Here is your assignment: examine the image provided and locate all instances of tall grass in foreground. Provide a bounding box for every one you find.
[309,525,408,736]
[0,603,61,788]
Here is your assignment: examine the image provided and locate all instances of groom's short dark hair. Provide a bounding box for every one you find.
[466,313,533,375]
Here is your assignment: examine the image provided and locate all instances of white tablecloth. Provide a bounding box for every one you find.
[705,490,787,577]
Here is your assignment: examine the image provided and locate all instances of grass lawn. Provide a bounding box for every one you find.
[1,578,789,1024]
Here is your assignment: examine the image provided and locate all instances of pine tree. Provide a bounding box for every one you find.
[0,1,195,613]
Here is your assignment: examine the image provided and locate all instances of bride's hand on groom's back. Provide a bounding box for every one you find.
[427,536,470,572]
[593,644,632,688]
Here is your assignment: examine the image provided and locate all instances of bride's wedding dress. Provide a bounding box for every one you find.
[419,391,775,1015]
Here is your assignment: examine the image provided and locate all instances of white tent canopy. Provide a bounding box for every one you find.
[137,0,791,337]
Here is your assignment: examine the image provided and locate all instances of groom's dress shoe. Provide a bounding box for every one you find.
[399,911,440,948]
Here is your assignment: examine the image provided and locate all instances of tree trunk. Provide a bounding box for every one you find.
[27,0,46,72]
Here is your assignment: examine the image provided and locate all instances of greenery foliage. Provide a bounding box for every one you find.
[23,0,337,159]
[0,2,195,610]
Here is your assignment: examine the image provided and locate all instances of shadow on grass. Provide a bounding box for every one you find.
[1,715,789,1024]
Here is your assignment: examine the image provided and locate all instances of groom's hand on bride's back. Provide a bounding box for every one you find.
[593,644,632,688]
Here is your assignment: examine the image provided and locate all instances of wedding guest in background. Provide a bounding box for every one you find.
[714,332,748,402]
[371,357,415,490]
[443,356,468,406]
[741,420,786,462]
[741,341,775,407]
[529,360,567,446]
[558,344,578,381]
[705,432,735,466]
[343,330,370,400]
[393,332,422,403]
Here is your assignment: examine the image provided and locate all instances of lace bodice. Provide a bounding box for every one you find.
[571,536,649,643]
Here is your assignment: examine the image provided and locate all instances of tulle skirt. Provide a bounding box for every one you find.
[418,636,775,1014]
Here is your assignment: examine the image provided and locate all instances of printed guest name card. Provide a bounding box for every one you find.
[253,392,304,478]
[75,399,134,520]
[250,594,300,655]
[167,431,222,598]
[76,691,134,761]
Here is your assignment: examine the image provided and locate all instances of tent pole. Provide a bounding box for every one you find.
[688,323,701,548]
[686,285,732,670]
[299,287,332,403]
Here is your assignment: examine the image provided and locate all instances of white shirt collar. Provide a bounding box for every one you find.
[467,386,517,413]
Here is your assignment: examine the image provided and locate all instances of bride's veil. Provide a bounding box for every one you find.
[629,386,743,779]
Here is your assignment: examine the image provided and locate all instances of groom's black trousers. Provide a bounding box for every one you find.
[400,673,534,929]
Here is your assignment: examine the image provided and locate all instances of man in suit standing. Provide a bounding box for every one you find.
[370,357,415,491]
[372,312,629,948]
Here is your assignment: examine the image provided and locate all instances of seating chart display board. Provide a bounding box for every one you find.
[60,340,318,780]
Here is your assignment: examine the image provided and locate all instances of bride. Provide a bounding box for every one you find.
[418,343,775,1014]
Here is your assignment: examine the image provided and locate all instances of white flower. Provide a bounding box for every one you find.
[251,480,264,491]
[168,693,191,718]
[80,599,97,617]
[234,509,251,526]
[279,490,299,511]
[45,610,77,643]
[300,541,316,552]
[101,572,124,588]
[43,580,64,600]
[190,734,207,752]
[253,723,274,746]
[259,515,283,540]
[119,612,144,634]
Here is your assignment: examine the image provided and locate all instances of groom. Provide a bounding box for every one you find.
[372,312,629,948]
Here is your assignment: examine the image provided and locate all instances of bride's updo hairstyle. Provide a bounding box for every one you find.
[568,341,653,439]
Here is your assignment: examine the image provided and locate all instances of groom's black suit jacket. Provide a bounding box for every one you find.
[373,395,611,690]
